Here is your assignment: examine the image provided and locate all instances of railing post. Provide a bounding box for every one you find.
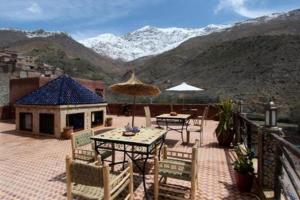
[239,115,245,144]
[274,142,282,199]
[257,128,264,187]
[261,128,278,189]
[260,101,281,193]
[246,123,252,149]
[233,112,240,145]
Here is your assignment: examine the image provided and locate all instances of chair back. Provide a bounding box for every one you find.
[70,160,104,187]
[66,156,133,200]
[71,130,94,149]
[144,106,151,127]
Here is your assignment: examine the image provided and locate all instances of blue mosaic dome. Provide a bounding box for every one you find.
[16,75,105,105]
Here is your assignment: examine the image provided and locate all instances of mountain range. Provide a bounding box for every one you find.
[79,24,232,61]
[79,13,284,61]
[0,9,300,123]
[130,9,300,122]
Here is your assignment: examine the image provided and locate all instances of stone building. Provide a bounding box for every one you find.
[15,75,107,138]
[0,50,17,73]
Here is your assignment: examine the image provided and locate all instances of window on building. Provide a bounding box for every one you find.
[66,113,84,131]
[91,111,104,127]
[39,113,54,134]
[20,112,32,131]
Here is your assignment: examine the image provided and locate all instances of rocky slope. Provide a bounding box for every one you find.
[132,9,300,73]
[131,9,300,121]
[80,24,231,61]
[0,29,124,81]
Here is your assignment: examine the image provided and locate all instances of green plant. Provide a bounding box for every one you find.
[216,99,234,137]
[233,146,254,174]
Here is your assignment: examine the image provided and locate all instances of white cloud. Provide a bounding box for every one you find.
[214,0,275,18]
[27,2,42,14]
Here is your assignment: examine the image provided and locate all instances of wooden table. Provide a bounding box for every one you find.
[91,128,167,199]
[156,113,191,142]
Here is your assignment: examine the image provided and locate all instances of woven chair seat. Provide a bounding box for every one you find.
[72,173,118,200]
[72,183,104,200]
[159,159,192,181]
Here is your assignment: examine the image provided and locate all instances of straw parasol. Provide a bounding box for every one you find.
[110,72,160,127]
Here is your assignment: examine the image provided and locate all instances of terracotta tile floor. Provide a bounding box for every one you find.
[0,116,258,200]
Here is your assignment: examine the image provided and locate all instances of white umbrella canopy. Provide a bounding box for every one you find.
[166,82,204,109]
[166,82,204,91]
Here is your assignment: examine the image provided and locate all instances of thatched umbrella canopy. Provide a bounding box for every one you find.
[110,72,160,127]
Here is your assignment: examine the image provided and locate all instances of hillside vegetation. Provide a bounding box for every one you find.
[0,31,125,83]
[136,34,300,121]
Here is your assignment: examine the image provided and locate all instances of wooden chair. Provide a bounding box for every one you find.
[71,130,112,163]
[66,155,134,200]
[187,112,205,145]
[154,140,199,200]
[193,106,209,126]
[144,106,158,128]
[144,106,152,128]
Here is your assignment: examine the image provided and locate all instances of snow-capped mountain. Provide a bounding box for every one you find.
[79,24,232,61]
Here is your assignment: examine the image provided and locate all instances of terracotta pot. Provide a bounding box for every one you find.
[62,126,73,139]
[216,129,234,147]
[234,171,254,192]
[105,117,113,127]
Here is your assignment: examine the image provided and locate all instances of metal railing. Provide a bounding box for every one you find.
[234,112,300,200]
[233,112,260,157]
[272,132,300,200]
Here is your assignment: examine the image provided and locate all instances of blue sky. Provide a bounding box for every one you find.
[0,0,299,40]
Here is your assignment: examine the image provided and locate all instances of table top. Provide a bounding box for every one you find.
[91,128,167,146]
[156,113,191,120]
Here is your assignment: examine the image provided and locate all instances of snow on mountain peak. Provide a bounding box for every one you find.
[26,29,62,38]
[79,24,232,61]
[0,28,63,38]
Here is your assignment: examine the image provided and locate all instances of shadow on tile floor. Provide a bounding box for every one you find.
[1,130,58,140]
[49,172,66,183]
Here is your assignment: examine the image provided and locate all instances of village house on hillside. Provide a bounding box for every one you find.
[0,49,63,78]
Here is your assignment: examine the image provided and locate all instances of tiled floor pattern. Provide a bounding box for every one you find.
[0,116,258,200]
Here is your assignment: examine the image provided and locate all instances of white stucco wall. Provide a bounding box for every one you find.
[15,103,107,138]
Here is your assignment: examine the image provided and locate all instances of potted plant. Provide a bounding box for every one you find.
[215,99,234,147]
[105,117,113,127]
[233,146,254,192]
[63,126,73,139]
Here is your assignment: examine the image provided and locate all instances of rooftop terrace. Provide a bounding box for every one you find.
[0,115,260,200]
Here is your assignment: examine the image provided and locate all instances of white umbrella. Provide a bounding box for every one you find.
[166,82,204,92]
[166,82,204,109]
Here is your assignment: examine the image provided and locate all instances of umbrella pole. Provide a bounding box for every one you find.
[132,96,136,127]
